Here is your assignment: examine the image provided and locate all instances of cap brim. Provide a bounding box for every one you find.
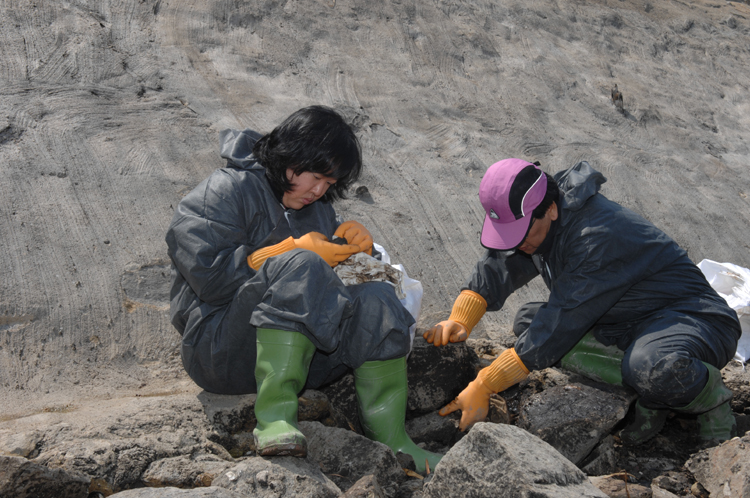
[480,213,533,250]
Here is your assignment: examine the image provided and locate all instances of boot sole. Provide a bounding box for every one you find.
[258,442,307,457]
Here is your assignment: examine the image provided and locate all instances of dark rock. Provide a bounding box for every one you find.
[342,474,387,498]
[422,423,607,497]
[211,455,341,497]
[686,432,750,497]
[396,478,425,498]
[300,421,403,496]
[320,374,364,434]
[406,337,481,416]
[0,455,90,498]
[580,435,618,476]
[516,382,634,464]
[651,471,691,495]
[405,411,458,447]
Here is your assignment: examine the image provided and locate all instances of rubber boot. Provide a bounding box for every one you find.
[677,362,736,442]
[619,401,669,445]
[354,357,443,474]
[559,332,624,385]
[559,333,667,445]
[253,328,316,457]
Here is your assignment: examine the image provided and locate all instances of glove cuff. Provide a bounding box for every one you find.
[448,290,487,336]
[476,348,530,394]
[247,237,296,270]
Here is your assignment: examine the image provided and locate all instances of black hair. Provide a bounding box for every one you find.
[531,172,560,219]
[252,105,362,202]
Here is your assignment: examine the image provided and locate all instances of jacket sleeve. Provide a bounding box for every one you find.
[464,250,540,311]
[514,203,674,370]
[166,170,257,306]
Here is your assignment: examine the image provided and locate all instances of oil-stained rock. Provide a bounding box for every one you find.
[516,382,635,465]
[299,421,403,497]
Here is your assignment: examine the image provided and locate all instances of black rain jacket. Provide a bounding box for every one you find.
[465,161,739,370]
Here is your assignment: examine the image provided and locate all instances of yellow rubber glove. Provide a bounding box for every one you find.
[423,290,487,346]
[439,348,529,431]
[248,233,359,270]
[334,220,373,255]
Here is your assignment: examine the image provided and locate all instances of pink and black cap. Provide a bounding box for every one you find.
[479,159,547,250]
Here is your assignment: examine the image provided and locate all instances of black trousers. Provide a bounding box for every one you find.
[514,302,738,409]
[181,249,414,394]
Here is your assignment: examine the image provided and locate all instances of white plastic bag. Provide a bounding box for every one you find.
[698,259,750,363]
[374,242,424,349]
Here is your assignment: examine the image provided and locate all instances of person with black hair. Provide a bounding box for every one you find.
[424,158,741,445]
[166,106,441,471]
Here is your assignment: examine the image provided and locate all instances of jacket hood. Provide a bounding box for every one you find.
[219,128,265,171]
[554,161,606,211]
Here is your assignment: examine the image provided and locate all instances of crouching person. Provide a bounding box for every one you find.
[425,158,740,445]
[165,106,441,473]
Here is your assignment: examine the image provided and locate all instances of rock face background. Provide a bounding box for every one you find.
[1,1,750,495]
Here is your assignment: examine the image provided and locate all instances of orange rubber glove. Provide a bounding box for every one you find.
[248,233,360,270]
[439,348,529,431]
[423,290,487,346]
[334,220,373,255]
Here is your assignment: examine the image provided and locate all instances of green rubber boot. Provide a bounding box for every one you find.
[559,332,624,385]
[559,333,668,445]
[678,362,736,442]
[619,400,669,445]
[253,328,316,457]
[354,357,443,474]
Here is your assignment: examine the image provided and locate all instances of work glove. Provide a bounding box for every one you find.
[439,348,529,431]
[334,220,373,255]
[423,290,487,346]
[423,320,468,346]
[248,233,359,270]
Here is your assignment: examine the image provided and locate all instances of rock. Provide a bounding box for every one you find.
[589,475,651,498]
[516,382,634,465]
[650,485,681,498]
[580,436,618,476]
[198,392,258,434]
[422,423,607,497]
[396,478,425,498]
[405,411,458,447]
[321,374,364,434]
[35,438,169,492]
[406,338,481,416]
[142,453,236,488]
[0,455,90,498]
[110,487,244,497]
[197,389,337,457]
[319,339,481,435]
[651,472,691,496]
[300,421,403,496]
[686,433,750,498]
[342,474,387,498]
[211,456,341,497]
[0,431,43,458]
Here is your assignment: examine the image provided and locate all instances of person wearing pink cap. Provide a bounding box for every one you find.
[423,159,741,444]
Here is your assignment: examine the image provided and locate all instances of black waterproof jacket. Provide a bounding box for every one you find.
[465,161,739,370]
[166,129,340,339]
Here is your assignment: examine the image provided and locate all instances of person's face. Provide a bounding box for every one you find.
[516,202,558,254]
[281,169,337,210]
